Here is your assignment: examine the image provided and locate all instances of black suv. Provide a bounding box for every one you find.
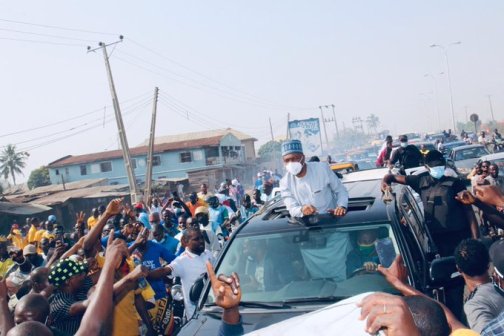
[178,175,458,335]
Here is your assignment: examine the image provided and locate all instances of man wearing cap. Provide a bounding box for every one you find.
[186,192,206,217]
[22,244,43,268]
[454,239,504,333]
[388,134,423,172]
[194,206,221,256]
[47,258,89,335]
[280,139,349,218]
[480,239,504,335]
[382,150,478,257]
[87,208,100,231]
[280,139,351,281]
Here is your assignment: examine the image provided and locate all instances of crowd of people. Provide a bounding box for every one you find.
[3,136,504,335]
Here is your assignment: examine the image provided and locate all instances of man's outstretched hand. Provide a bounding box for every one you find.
[473,185,504,207]
[206,261,241,310]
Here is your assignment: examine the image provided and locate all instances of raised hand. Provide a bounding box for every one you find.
[378,255,408,284]
[105,198,124,217]
[75,211,86,224]
[474,185,504,207]
[206,261,241,310]
[105,231,128,269]
[455,190,476,205]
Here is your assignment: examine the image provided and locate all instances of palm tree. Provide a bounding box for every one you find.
[366,114,380,135]
[0,144,29,185]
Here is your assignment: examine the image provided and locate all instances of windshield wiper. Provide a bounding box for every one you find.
[205,301,291,309]
[282,296,347,304]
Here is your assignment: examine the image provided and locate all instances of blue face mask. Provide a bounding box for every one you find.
[400,142,408,148]
[429,166,445,179]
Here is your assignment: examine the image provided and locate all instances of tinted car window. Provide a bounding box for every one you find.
[455,147,489,161]
[206,224,398,305]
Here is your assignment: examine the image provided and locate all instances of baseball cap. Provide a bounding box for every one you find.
[23,244,37,256]
[424,150,446,167]
[194,206,209,216]
[134,203,144,210]
[399,135,408,142]
[490,240,504,277]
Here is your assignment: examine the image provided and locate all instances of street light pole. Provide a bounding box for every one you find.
[488,95,496,123]
[430,42,461,133]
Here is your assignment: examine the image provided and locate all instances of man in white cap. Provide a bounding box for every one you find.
[280,139,349,217]
[280,139,351,281]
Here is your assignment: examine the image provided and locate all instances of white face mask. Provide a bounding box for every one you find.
[286,161,303,175]
[400,142,408,148]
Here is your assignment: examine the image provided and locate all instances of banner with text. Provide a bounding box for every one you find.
[288,118,322,157]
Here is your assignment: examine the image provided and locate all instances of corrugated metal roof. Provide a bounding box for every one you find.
[24,178,108,195]
[48,136,224,168]
[27,185,130,206]
[0,201,51,215]
[138,128,257,146]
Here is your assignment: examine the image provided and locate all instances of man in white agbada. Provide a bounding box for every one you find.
[279,139,351,281]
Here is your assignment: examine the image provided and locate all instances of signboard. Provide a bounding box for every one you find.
[288,118,323,156]
[470,113,479,123]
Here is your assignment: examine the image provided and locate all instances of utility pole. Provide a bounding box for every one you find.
[488,95,496,123]
[269,117,277,171]
[144,87,159,201]
[89,37,139,203]
[319,106,329,147]
[464,106,469,123]
[328,104,340,139]
[286,113,291,139]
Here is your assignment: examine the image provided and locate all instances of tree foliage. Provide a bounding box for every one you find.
[258,140,282,160]
[0,144,29,185]
[27,166,51,190]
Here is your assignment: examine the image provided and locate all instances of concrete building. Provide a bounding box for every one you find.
[47,129,257,192]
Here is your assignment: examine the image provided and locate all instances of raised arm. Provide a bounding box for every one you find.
[75,231,128,336]
[83,198,123,253]
[0,279,15,336]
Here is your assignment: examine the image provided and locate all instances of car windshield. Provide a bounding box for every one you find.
[455,147,489,161]
[205,223,399,305]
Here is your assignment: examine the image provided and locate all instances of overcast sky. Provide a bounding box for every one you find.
[1,1,503,183]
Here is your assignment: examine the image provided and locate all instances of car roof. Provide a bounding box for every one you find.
[239,178,393,236]
[479,152,504,161]
[451,144,484,151]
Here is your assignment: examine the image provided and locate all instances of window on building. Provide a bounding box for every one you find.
[153,156,161,166]
[131,159,137,169]
[180,152,192,163]
[80,165,87,175]
[65,167,69,175]
[100,162,112,172]
[55,169,60,175]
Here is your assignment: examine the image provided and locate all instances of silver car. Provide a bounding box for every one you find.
[448,144,489,177]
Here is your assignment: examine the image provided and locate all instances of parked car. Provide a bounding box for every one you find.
[440,140,466,157]
[412,141,436,153]
[178,177,459,335]
[448,144,490,178]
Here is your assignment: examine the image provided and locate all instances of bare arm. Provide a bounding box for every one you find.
[75,232,128,336]
[135,294,156,335]
[83,198,123,253]
[0,279,15,336]
[147,265,172,281]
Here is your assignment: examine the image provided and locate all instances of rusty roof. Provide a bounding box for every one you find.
[27,185,130,206]
[0,201,52,215]
[48,136,224,168]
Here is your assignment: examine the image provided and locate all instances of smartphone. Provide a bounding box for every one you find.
[375,238,396,268]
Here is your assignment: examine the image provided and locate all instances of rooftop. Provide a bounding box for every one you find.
[138,128,257,146]
[48,135,225,168]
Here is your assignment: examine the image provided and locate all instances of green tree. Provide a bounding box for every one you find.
[0,144,29,185]
[366,114,380,134]
[27,166,51,189]
[258,140,282,160]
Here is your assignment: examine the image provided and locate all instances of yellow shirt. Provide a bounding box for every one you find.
[0,258,14,278]
[87,216,99,230]
[7,230,27,250]
[27,225,46,244]
[95,255,155,336]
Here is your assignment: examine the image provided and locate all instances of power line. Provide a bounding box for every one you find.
[0,91,153,138]
[0,36,84,47]
[0,18,118,36]
[0,27,98,43]
[127,38,313,111]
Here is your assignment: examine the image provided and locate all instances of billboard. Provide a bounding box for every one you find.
[288,118,323,157]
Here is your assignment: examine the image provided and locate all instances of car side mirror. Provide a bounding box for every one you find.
[189,272,208,304]
[430,257,459,284]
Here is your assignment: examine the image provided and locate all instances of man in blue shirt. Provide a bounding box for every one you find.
[152,223,178,255]
[129,229,175,301]
[207,196,229,236]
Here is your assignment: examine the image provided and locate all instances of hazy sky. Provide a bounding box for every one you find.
[1,1,503,183]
